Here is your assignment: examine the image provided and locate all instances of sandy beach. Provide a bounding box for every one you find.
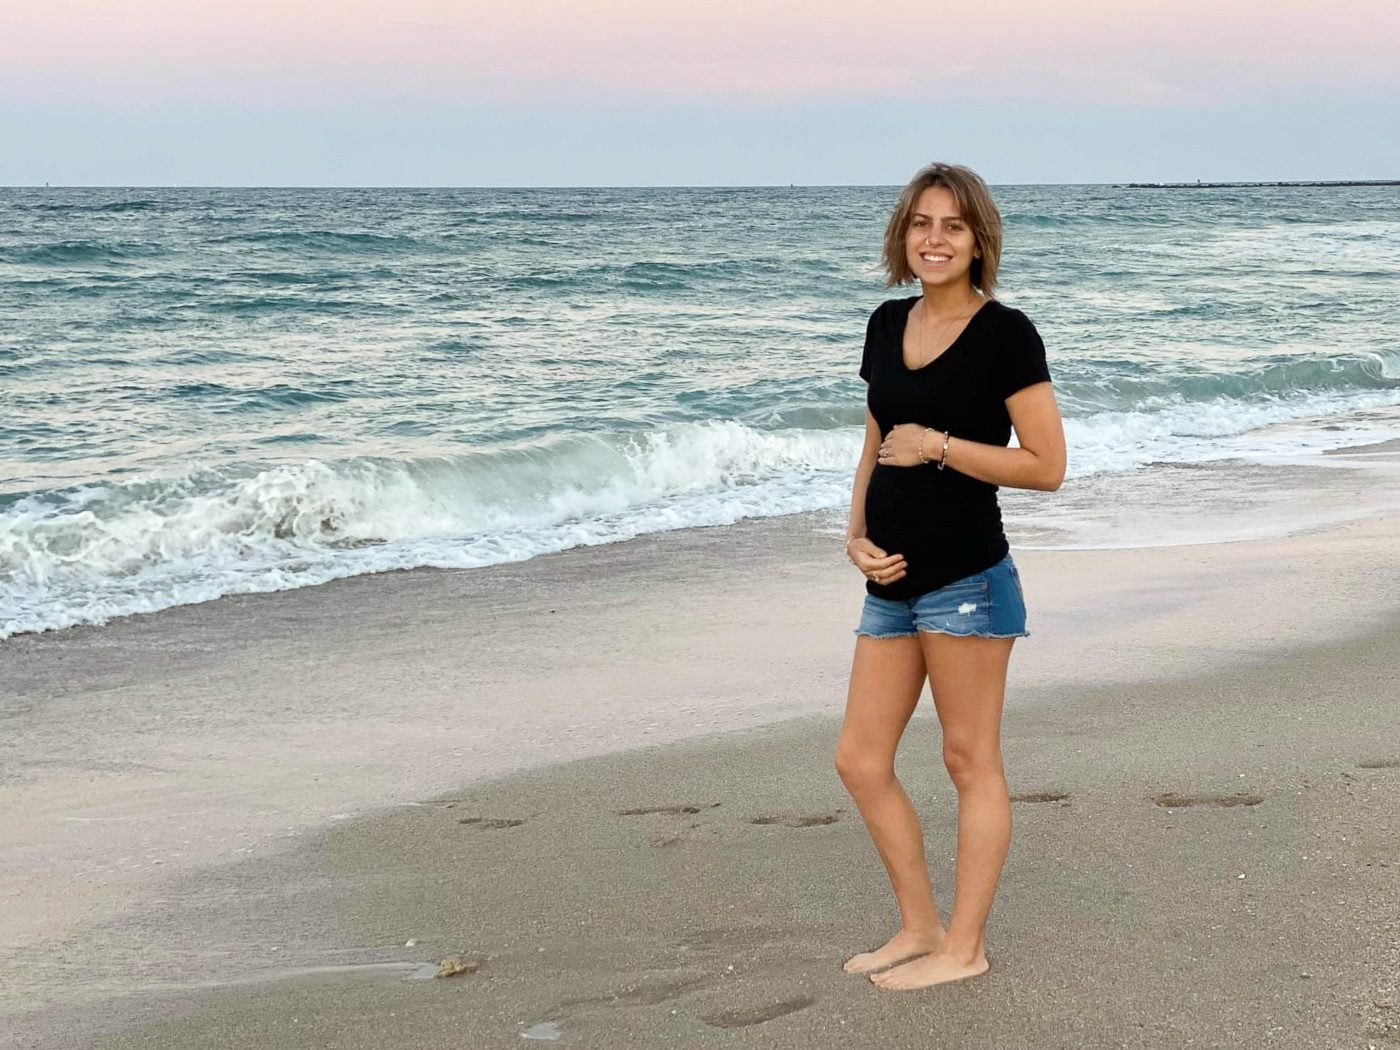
[4,449,1400,1048]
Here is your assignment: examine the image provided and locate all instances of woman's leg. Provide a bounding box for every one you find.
[835,634,944,973]
[870,632,1014,989]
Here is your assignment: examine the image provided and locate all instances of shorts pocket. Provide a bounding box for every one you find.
[941,573,990,596]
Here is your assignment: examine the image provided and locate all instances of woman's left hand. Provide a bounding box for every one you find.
[877,424,933,467]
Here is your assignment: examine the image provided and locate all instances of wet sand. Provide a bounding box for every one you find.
[4,475,1400,1047]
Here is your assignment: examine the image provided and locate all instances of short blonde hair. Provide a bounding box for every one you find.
[880,162,1003,296]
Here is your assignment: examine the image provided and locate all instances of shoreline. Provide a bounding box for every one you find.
[4,500,1400,1046]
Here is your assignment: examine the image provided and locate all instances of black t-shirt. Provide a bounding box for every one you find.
[858,295,1052,600]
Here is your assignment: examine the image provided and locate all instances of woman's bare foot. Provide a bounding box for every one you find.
[842,927,945,974]
[868,946,990,989]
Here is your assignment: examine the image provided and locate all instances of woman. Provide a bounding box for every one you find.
[836,162,1066,990]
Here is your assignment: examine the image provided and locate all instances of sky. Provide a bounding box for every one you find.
[3,0,1398,186]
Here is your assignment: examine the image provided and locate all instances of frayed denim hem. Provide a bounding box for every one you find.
[852,627,1030,640]
[916,626,1030,639]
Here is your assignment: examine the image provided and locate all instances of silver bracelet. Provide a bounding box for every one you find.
[937,431,951,470]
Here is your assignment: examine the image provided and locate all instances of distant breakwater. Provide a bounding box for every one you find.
[1122,179,1399,189]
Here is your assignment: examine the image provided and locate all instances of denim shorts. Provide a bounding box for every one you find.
[853,553,1030,640]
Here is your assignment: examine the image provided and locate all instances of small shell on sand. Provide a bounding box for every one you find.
[436,955,482,978]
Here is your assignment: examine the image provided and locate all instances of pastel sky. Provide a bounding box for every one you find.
[4,0,1397,185]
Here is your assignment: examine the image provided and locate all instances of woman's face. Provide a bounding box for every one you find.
[904,185,979,290]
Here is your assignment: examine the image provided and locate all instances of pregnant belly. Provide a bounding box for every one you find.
[864,466,1001,553]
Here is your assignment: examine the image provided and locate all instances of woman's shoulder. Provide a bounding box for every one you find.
[981,299,1041,339]
[980,299,1051,389]
[869,295,921,322]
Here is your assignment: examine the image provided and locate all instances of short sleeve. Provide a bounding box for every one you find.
[994,309,1052,400]
[859,302,885,384]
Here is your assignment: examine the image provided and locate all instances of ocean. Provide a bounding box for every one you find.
[2,184,1398,639]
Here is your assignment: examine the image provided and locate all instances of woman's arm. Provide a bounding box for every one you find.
[847,409,909,583]
[845,409,883,541]
[878,381,1066,491]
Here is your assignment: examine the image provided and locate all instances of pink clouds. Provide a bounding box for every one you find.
[4,0,1397,109]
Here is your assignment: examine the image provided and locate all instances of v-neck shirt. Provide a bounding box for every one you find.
[901,296,994,371]
[858,295,1053,600]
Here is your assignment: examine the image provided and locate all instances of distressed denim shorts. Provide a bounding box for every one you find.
[853,553,1030,640]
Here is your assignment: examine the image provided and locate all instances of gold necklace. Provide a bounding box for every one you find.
[911,295,983,369]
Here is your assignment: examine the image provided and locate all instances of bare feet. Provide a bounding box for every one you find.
[842,927,945,975]
[869,946,990,989]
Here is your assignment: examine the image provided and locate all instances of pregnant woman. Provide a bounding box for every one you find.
[837,162,1066,989]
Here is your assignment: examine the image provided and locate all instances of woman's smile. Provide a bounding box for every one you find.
[905,185,979,283]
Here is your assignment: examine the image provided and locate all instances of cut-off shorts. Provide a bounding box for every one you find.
[853,553,1030,640]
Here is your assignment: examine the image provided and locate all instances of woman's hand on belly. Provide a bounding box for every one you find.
[846,537,908,586]
[877,423,938,468]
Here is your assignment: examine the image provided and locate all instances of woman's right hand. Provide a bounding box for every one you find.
[846,538,907,586]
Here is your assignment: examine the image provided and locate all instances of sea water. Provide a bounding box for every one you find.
[2,184,1397,638]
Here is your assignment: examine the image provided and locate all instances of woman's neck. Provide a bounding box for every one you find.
[918,280,982,318]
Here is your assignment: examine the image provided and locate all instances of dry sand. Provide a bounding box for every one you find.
[3,458,1400,1048]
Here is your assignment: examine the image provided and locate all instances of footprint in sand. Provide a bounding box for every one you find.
[1010,791,1070,804]
[415,798,530,824]
[748,813,842,828]
[702,995,817,1029]
[556,971,718,1010]
[1152,792,1264,808]
[526,972,719,1037]
[618,804,721,848]
[617,803,721,816]
[679,926,789,951]
[1357,758,1400,769]
[457,816,527,829]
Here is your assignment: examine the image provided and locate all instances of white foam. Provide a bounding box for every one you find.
[1373,348,1400,381]
[1063,387,1400,476]
[4,393,1399,640]
[0,423,858,638]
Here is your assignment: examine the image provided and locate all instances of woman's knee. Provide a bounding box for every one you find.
[835,745,897,792]
[941,737,1004,789]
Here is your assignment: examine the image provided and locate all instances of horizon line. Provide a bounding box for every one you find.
[3,178,1397,191]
